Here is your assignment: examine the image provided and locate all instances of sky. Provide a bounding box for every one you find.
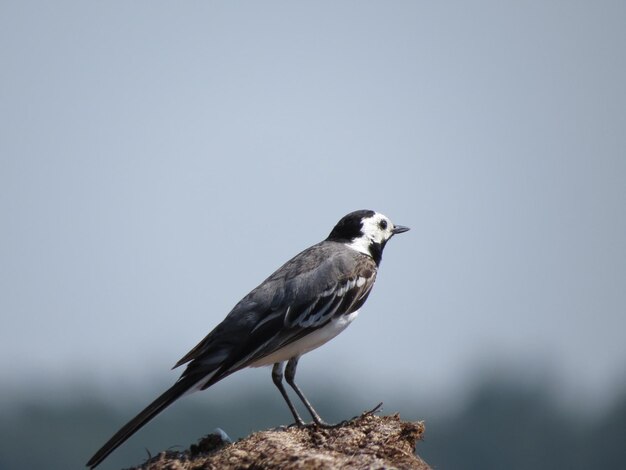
[1,1,625,413]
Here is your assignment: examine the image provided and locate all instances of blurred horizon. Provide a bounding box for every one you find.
[2,371,625,469]
[2,351,625,419]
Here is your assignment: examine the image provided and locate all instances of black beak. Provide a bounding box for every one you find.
[392,225,410,235]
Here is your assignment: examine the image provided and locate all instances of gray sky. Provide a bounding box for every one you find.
[1,1,625,411]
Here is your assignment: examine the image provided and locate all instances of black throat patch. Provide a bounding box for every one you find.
[368,241,384,266]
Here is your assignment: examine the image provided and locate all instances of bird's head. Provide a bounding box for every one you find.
[327,210,409,264]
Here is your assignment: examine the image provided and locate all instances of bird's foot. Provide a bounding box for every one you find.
[288,403,384,429]
[287,417,308,428]
[310,417,335,428]
[288,418,335,429]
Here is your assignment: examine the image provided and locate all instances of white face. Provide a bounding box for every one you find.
[346,212,397,257]
[360,212,396,245]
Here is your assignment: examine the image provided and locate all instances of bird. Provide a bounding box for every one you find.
[86,209,409,468]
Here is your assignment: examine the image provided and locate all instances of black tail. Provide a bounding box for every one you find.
[86,376,198,468]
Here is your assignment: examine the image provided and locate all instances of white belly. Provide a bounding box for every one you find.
[249,311,360,367]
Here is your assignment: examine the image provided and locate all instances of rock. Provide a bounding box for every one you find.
[132,409,430,470]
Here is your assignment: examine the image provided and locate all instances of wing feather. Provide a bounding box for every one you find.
[284,275,373,328]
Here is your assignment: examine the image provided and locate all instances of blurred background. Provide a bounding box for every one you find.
[1,1,625,469]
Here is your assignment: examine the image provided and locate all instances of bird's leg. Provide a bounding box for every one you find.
[271,362,306,426]
[285,357,332,427]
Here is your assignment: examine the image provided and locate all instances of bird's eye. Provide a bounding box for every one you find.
[379,220,388,230]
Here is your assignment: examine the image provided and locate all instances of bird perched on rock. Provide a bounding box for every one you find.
[87,209,409,468]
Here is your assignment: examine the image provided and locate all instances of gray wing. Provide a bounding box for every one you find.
[281,270,374,328]
[174,241,377,384]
